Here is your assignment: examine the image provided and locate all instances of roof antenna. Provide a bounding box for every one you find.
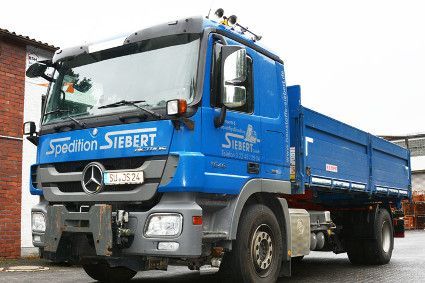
[206,0,216,19]
[235,22,262,41]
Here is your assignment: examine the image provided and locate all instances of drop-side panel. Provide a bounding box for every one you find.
[287,84,410,198]
[302,107,410,197]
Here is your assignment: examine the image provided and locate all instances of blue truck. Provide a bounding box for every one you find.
[24,13,411,283]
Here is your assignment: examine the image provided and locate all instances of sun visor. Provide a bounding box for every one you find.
[124,16,203,45]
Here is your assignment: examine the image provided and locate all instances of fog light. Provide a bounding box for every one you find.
[158,242,179,251]
[144,213,183,237]
[33,235,42,242]
[32,212,46,232]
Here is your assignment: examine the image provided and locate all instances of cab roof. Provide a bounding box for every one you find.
[53,16,281,64]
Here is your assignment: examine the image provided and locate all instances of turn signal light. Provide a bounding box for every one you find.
[166,99,187,116]
[192,216,203,225]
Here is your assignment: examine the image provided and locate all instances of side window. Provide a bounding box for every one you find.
[211,43,254,114]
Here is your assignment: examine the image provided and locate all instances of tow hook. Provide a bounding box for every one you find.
[114,210,134,248]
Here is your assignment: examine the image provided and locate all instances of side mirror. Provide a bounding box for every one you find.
[221,46,247,109]
[214,45,247,128]
[23,121,38,145]
[23,121,36,135]
[26,63,48,78]
[26,60,54,82]
[222,47,247,84]
[223,86,246,108]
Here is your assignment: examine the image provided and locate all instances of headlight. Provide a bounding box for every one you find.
[144,213,182,237]
[32,212,46,232]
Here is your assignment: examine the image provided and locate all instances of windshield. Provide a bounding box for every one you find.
[43,34,200,125]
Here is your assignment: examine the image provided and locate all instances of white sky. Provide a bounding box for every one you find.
[1,0,424,135]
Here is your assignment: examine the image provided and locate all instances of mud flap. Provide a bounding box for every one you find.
[44,204,113,256]
[277,198,292,277]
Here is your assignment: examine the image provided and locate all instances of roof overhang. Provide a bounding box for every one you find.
[0,28,57,52]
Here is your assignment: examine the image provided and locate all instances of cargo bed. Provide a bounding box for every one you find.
[288,85,411,200]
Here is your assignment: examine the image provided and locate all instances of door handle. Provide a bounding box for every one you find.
[248,162,260,174]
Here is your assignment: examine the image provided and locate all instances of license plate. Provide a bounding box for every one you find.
[103,171,144,185]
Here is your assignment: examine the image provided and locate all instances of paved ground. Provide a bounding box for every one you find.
[1,230,424,282]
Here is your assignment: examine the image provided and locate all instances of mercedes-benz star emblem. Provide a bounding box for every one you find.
[81,163,104,194]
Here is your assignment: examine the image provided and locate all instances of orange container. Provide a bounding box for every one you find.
[404,215,416,230]
[414,202,425,215]
[413,191,425,202]
[417,215,425,229]
[402,201,414,215]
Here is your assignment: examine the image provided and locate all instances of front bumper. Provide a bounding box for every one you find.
[32,194,203,258]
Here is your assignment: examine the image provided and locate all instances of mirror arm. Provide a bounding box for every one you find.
[212,34,227,45]
[214,106,227,128]
[26,135,39,146]
[39,59,57,70]
[41,74,54,82]
[172,117,195,131]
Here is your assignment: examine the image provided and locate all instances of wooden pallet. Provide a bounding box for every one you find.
[414,202,425,216]
[405,215,416,230]
[416,215,425,229]
[402,200,414,215]
[413,191,425,202]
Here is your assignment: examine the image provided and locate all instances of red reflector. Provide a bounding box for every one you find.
[192,216,202,225]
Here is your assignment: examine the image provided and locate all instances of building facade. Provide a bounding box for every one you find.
[383,134,425,192]
[0,29,56,258]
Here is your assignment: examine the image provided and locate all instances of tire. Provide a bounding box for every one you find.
[83,262,137,282]
[346,239,366,265]
[347,208,394,265]
[218,204,283,283]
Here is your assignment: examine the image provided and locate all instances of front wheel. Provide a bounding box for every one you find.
[218,204,283,283]
[83,262,137,282]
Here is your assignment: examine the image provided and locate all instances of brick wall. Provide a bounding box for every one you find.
[0,39,26,258]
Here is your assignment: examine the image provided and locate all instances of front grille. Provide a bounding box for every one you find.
[52,156,158,173]
[36,157,166,202]
[56,182,142,193]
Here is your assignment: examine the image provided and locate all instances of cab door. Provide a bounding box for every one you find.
[200,34,262,194]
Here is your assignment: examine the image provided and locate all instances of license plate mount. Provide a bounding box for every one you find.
[103,171,144,185]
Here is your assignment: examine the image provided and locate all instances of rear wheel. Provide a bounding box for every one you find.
[218,204,283,283]
[346,208,394,265]
[83,262,137,282]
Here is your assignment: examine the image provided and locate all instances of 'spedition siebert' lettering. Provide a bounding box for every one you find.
[45,128,158,157]
[46,137,98,157]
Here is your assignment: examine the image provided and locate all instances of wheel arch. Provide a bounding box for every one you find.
[227,179,291,241]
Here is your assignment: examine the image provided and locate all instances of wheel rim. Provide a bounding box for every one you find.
[251,224,274,277]
[381,220,391,253]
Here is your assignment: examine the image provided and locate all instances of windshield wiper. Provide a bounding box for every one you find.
[66,115,87,128]
[45,108,87,128]
[44,108,71,116]
[98,100,162,119]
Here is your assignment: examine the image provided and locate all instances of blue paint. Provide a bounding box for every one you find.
[29,164,43,195]
[37,121,173,164]
[30,18,411,204]
[288,85,411,199]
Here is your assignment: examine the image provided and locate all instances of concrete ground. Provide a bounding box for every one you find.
[1,230,424,283]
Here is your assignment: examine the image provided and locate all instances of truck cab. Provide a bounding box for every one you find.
[24,15,410,283]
